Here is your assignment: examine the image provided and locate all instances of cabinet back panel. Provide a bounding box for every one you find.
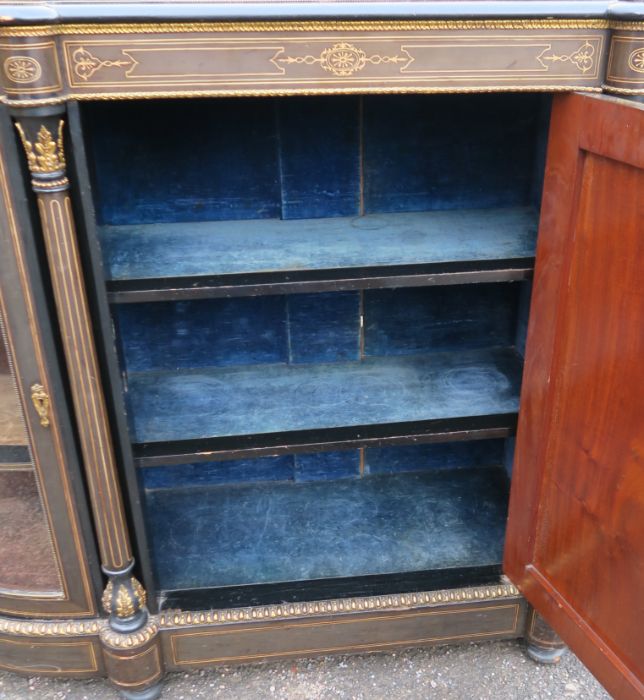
[140,440,506,490]
[84,94,547,227]
[277,97,361,219]
[86,99,282,226]
[363,94,540,213]
[364,285,519,358]
[115,283,521,373]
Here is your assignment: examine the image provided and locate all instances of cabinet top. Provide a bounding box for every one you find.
[0,0,641,25]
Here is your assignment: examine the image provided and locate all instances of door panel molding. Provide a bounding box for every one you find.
[505,93,643,700]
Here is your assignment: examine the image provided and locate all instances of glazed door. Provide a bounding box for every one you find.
[0,106,100,617]
[505,93,643,699]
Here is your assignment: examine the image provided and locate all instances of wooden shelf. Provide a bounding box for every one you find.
[146,466,509,592]
[130,347,523,466]
[102,207,537,302]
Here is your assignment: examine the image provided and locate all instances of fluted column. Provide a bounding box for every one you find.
[12,105,163,699]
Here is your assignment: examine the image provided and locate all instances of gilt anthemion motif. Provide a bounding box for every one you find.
[72,46,135,80]
[14,122,66,174]
[537,41,595,73]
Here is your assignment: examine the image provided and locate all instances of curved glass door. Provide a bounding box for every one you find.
[0,105,98,616]
[0,310,62,596]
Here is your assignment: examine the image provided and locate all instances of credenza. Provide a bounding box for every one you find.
[0,2,642,698]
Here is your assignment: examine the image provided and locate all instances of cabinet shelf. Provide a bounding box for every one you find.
[130,346,522,466]
[146,466,509,594]
[102,207,537,302]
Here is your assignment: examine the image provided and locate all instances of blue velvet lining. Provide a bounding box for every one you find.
[364,285,518,357]
[141,439,505,490]
[85,94,547,226]
[365,440,505,475]
[145,466,509,589]
[116,283,522,373]
[277,97,360,219]
[89,95,537,490]
[86,99,281,225]
[363,94,539,213]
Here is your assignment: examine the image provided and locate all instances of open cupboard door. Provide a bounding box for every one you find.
[504,93,643,700]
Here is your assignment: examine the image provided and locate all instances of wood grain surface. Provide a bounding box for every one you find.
[505,93,644,700]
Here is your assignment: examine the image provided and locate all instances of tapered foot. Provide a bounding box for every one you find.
[524,607,567,665]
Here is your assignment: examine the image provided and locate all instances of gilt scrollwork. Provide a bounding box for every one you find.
[536,41,595,73]
[72,46,135,81]
[276,42,411,77]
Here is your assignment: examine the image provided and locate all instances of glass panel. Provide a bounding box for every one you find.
[0,309,62,594]
[0,318,28,461]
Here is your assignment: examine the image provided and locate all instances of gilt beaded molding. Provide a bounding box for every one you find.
[0,616,100,637]
[0,20,614,37]
[160,582,522,628]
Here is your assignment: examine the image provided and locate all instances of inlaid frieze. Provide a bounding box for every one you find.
[0,21,613,104]
[605,30,644,94]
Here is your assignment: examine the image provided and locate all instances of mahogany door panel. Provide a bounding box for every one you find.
[505,93,643,700]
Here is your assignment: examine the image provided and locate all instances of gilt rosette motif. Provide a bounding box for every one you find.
[276,42,411,77]
[4,56,41,84]
[628,47,644,74]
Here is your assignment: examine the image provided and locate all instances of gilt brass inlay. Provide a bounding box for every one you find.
[277,42,411,77]
[14,121,65,174]
[72,46,135,81]
[536,41,595,73]
[161,582,521,627]
[3,56,41,84]
[30,382,50,428]
[628,47,644,74]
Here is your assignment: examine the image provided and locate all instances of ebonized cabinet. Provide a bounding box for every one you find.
[0,4,641,699]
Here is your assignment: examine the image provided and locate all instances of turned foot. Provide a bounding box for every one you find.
[121,682,163,700]
[525,607,567,664]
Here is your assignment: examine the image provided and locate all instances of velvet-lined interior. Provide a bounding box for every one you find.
[81,93,547,594]
[116,284,521,373]
[85,94,547,228]
[142,440,505,490]
[145,465,509,590]
[115,284,527,444]
[100,208,538,283]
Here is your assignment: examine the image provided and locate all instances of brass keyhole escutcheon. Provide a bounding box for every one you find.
[30,382,50,428]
